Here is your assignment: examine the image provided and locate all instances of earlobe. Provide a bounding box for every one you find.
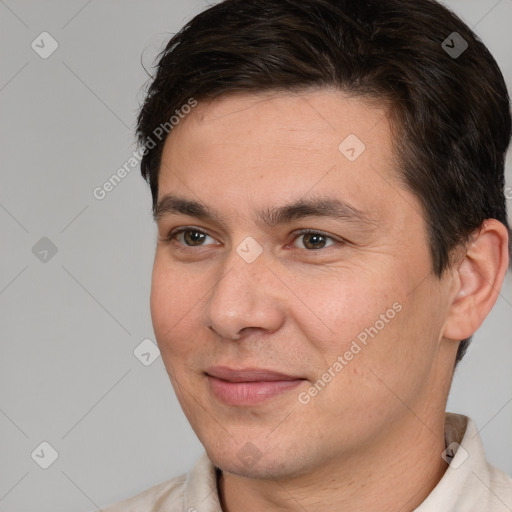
[443,219,510,341]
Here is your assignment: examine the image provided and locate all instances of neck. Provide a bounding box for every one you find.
[218,412,448,512]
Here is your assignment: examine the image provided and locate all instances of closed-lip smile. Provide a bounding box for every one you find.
[205,366,306,405]
[206,366,304,382]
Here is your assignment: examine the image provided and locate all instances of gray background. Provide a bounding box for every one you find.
[0,1,511,511]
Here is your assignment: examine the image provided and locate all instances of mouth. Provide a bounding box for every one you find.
[205,366,306,406]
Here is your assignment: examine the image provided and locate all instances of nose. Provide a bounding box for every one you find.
[203,248,286,341]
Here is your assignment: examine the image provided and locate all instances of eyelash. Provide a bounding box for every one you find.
[164,227,343,250]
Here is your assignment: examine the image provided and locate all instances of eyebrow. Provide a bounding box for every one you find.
[153,194,377,229]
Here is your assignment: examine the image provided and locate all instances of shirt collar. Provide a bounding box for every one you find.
[415,412,498,511]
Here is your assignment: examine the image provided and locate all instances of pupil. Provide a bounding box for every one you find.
[305,234,325,249]
[185,230,205,246]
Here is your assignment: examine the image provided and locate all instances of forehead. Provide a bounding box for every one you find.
[171,90,392,153]
[157,90,410,226]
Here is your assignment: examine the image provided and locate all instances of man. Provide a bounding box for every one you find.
[102,0,512,510]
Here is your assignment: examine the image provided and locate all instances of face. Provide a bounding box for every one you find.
[150,90,455,480]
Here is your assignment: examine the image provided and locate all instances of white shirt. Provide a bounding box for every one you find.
[100,413,512,511]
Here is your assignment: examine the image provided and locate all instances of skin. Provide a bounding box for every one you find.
[150,90,509,512]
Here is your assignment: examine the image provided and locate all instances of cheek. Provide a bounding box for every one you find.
[301,272,428,411]
[302,272,400,357]
[150,259,204,358]
[340,283,444,405]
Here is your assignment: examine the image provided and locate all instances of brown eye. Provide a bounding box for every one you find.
[182,229,207,246]
[302,233,328,250]
[293,231,338,250]
[167,228,217,247]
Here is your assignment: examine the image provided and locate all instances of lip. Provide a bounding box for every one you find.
[205,366,305,406]
[206,366,302,382]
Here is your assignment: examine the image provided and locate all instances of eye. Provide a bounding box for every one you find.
[164,227,342,251]
[166,228,218,247]
[292,230,339,250]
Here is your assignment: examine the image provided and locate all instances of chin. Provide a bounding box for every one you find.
[205,442,314,481]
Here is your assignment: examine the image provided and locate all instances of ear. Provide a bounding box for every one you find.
[443,219,510,341]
